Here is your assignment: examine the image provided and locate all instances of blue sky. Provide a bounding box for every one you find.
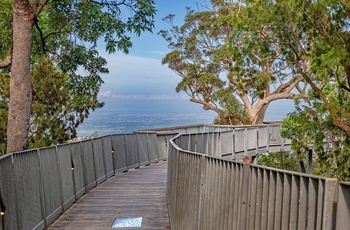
[95,0,295,121]
[97,1,211,108]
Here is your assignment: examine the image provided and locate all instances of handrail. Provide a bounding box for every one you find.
[1,123,345,230]
[0,124,229,230]
[172,124,291,160]
[167,124,348,230]
[0,132,175,230]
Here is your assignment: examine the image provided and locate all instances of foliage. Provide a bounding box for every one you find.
[0,59,106,153]
[281,86,350,180]
[264,0,350,180]
[0,0,12,61]
[0,0,156,152]
[258,151,299,172]
[30,59,105,148]
[0,72,10,155]
[160,0,307,125]
[160,0,350,178]
[30,0,156,90]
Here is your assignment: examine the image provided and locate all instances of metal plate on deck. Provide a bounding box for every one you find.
[112,217,143,228]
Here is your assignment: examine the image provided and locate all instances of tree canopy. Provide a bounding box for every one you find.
[0,0,156,153]
[161,0,350,176]
[276,0,350,180]
[0,59,105,154]
[160,0,308,125]
[229,0,350,179]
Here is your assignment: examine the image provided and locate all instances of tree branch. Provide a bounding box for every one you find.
[340,0,350,19]
[43,15,79,42]
[252,92,296,118]
[33,0,49,16]
[0,55,11,68]
[34,18,47,54]
[294,55,350,136]
[239,93,253,115]
[190,97,225,116]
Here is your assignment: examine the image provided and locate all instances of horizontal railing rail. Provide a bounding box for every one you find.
[0,123,229,230]
[168,124,350,230]
[0,131,176,230]
[174,124,291,160]
[1,122,342,230]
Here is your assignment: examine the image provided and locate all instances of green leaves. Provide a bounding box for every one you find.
[258,151,299,172]
[39,0,155,55]
[161,0,306,124]
[0,0,12,61]
[28,59,105,148]
[281,83,350,180]
[236,0,350,179]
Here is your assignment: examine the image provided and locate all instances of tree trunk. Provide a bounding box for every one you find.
[6,1,34,153]
[255,103,268,124]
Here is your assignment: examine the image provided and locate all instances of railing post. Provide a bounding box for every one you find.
[36,149,47,226]
[266,125,270,152]
[323,179,338,230]
[69,143,77,200]
[0,194,5,230]
[244,128,248,157]
[90,139,99,184]
[307,149,313,174]
[100,136,108,178]
[240,163,251,230]
[55,146,64,210]
[11,154,20,230]
[124,134,129,169]
[256,127,259,154]
[232,129,236,160]
[296,151,306,173]
[146,133,151,163]
[197,154,207,230]
[336,182,350,230]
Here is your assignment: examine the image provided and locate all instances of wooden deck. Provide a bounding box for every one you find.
[48,161,170,230]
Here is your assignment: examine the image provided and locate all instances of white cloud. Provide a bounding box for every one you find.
[150,50,167,56]
[100,93,186,101]
[99,90,113,98]
[97,52,182,98]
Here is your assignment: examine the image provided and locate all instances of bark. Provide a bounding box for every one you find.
[340,0,350,19]
[190,97,225,117]
[255,103,268,124]
[6,1,34,153]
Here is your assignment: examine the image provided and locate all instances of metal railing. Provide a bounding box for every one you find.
[167,124,349,230]
[0,132,175,230]
[1,123,348,230]
[173,124,291,160]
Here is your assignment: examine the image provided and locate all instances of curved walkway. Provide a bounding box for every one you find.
[48,161,170,230]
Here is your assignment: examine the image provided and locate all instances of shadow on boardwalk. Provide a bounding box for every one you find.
[49,161,170,230]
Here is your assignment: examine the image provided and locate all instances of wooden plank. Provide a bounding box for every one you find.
[48,162,170,230]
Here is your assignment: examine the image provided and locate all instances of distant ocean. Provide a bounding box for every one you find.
[77,99,293,137]
[76,99,217,137]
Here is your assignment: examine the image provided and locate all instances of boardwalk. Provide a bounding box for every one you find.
[49,161,170,230]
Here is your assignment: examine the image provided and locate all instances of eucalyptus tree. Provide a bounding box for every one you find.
[0,0,156,153]
[160,0,308,125]
[259,0,350,180]
[0,59,104,154]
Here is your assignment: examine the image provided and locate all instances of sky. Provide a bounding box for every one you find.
[96,1,215,111]
[94,0,295,122]
[98,0,204,99]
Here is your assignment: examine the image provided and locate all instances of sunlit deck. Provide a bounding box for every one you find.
[48,162,170,230]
